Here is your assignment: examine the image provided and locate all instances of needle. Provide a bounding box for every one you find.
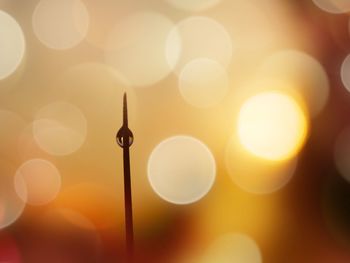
[116,93,134,262]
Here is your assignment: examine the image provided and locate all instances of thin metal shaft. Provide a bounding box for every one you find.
[123,137,134,262]
[116,93,135,263]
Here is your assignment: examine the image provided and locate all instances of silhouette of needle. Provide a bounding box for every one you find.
[117,93,134,262]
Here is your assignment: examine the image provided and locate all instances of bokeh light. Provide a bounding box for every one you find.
[334,127,350,183]
[0,10,25,80]
[237,91,308,161]
[165,0,222,12]
[179,58,229,108]
[0,159,26,229]
[312,0,350,14]
[257,50,329,117]
[341,54,350,93]
[14,159,61,206]
[148,136,216,205]
[104,11,176,87]
[226,134,298,194]
[166,16,232,75]
[32,0,89,50]
[201,233,262,263]
[33,101,87,156]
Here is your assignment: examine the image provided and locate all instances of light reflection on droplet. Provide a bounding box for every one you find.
[166,16,233,75]
[312,0,350,14]
[14,159,61,206]
[165,0,222,11]
[179,58,229,108]
[104,11,176,87]
[0,10,25,80]
[257,50,329,117]
[32,0,89,50]
[33,101,87,156]
[237,91,308,161]
[148,136,216,205]
[202,233,262,263]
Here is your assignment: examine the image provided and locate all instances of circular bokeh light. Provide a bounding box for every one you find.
[14,159,61,206]
[202,233,262,263]
[148,136,216,205]
[258,50,329,117]
[0,10,25,80]
[237,91,308,161]
[104,11,176,87]
[341,54,350,93]
[179,58,229,108]
[312,0,350,14]
[226,134,298,194]
[32,0,89,50]
[33,101,87,156]
[166,16,233,75]
[0,159,26,229]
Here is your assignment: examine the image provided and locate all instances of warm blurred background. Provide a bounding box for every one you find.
[1,0,350,262]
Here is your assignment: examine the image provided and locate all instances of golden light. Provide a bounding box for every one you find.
[226,134,298,194]
[32,0,89,50]
[179,58,229,108]
[0,10,25,80]
[147,136,216,205]
[166,16,233,75]
[104,11,176,87]
[201,233,262,263]
[237,91,308,161]
[257,50,329,117]
[33,101,87,156]
[14,159,61,206]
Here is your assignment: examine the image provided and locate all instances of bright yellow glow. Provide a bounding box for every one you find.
[179,58,229,108]
[33,101,87,156]
[148,136,216,205]
[0,10,25,80]
[201,233,262,263]
[166,16,233,75]
[32,0,89,50]
[258,50,329,117]
[14,159,61,206]
[238,91,308,161]
[226,134,298,194]
[104,11,176,87]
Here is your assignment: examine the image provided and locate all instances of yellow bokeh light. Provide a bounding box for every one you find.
[32,0,89,50]
[0,10,25,80]
[237,91,308,161]
[166,16,233,75]
[201,233,262,263]
[179,58,229,108]
[148,136,216,205]
[14,159,61,206]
